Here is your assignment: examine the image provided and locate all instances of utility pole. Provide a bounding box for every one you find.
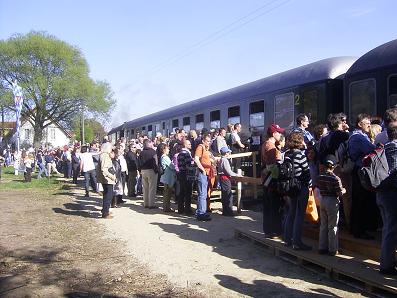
[1,105,4,144]
[81,106,85,145]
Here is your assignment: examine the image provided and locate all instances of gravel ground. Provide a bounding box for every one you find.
[0,180,368,297]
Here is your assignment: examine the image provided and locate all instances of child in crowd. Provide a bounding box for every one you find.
[317,154,346,256]
[217,146,240,216]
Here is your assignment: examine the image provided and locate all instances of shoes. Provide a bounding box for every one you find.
[292,243,312,251]
[118,199,126,204]
[206,208,213,213]
[197,214,212,221]
[264,233,275,239]
[102,214,114,219]
[318,249,329,255]
[128,194,136,198]
[164,208,175,213]
[284,242,292,247]
[380,268,397,275]
[328,251,339,256]
[222,212,234,217]
[148,206,158,209]
[84,192,89,197]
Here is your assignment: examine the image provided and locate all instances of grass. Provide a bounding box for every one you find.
[0,166,63,190]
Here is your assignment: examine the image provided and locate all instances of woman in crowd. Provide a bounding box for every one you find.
[283,132,312,250]
[160,144,176,212]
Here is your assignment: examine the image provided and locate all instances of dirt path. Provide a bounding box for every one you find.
[0,182,367,297]
[0,185,197,297]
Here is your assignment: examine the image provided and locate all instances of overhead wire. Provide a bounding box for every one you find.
[147,0,293,76]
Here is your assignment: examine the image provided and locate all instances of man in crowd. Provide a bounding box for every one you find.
[231,123,245,170]
[194,134,213,221]
[177,139,194,215]
[80,145,98,197]
[293,113,314,146]
[261,124,285,238]
[318,113,351,228]
[348,113,376,239]
[377,107,397,275]
[126,143,139,197]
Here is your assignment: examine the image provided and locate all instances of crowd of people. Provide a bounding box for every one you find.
[1,108,397,276]
[262,109,397,276]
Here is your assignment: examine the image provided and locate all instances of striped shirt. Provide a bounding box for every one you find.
[177,148,193,173]
[317,171,344,197]
[286,149,312,186]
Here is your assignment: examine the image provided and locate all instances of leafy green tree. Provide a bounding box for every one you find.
[73,118,106,144]
[0,31,115,147]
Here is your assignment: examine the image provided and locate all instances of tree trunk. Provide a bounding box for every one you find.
[33,123,44,149]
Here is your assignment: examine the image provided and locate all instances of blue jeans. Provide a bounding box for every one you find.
[84,170,98,193]
[37,162,48,178]
[196,172,208,216]
[284,186,309,245]
[376,191,397,270]
[102,184,114,216]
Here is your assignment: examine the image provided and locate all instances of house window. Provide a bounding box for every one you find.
[210,110,220,129]
[25,129,30,140]
[195,114,204,131]
[228,106,240,125]
[50,128,56,140]
[250,100,265,128]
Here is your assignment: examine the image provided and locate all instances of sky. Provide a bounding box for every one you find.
[0,0,396,130]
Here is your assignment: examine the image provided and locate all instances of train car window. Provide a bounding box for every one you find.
[210,110,221,128]
[155,124,160,134]
[196,114,204,130]
[349,79,376,123]
[131,129,134,138]
[274,92,294,129]
[249,100,264,128]
[141,126,146,131]
[172,119,179,130]
[388,75,397,108]
[297,84,327,126]
[228,106,240,125]
[183,117,191,132]
[148,125,152,132]
[162,122,165,129]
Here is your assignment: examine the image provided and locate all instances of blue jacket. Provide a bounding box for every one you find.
[160,155,176,186]
[348,130,375,167]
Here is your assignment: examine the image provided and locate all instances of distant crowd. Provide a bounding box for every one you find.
[1,107,397,276]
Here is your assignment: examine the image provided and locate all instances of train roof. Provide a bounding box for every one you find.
[122,56,356,130]
[346,39,397,76]
[108,124,124,135]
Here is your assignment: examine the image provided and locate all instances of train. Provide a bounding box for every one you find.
[108,39,397,142]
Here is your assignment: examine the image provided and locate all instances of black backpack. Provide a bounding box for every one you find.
[276,151,301,196]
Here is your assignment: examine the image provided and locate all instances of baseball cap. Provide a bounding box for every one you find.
[267,124,285,135]
[324,154,337,166]
[220,146,231,155]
